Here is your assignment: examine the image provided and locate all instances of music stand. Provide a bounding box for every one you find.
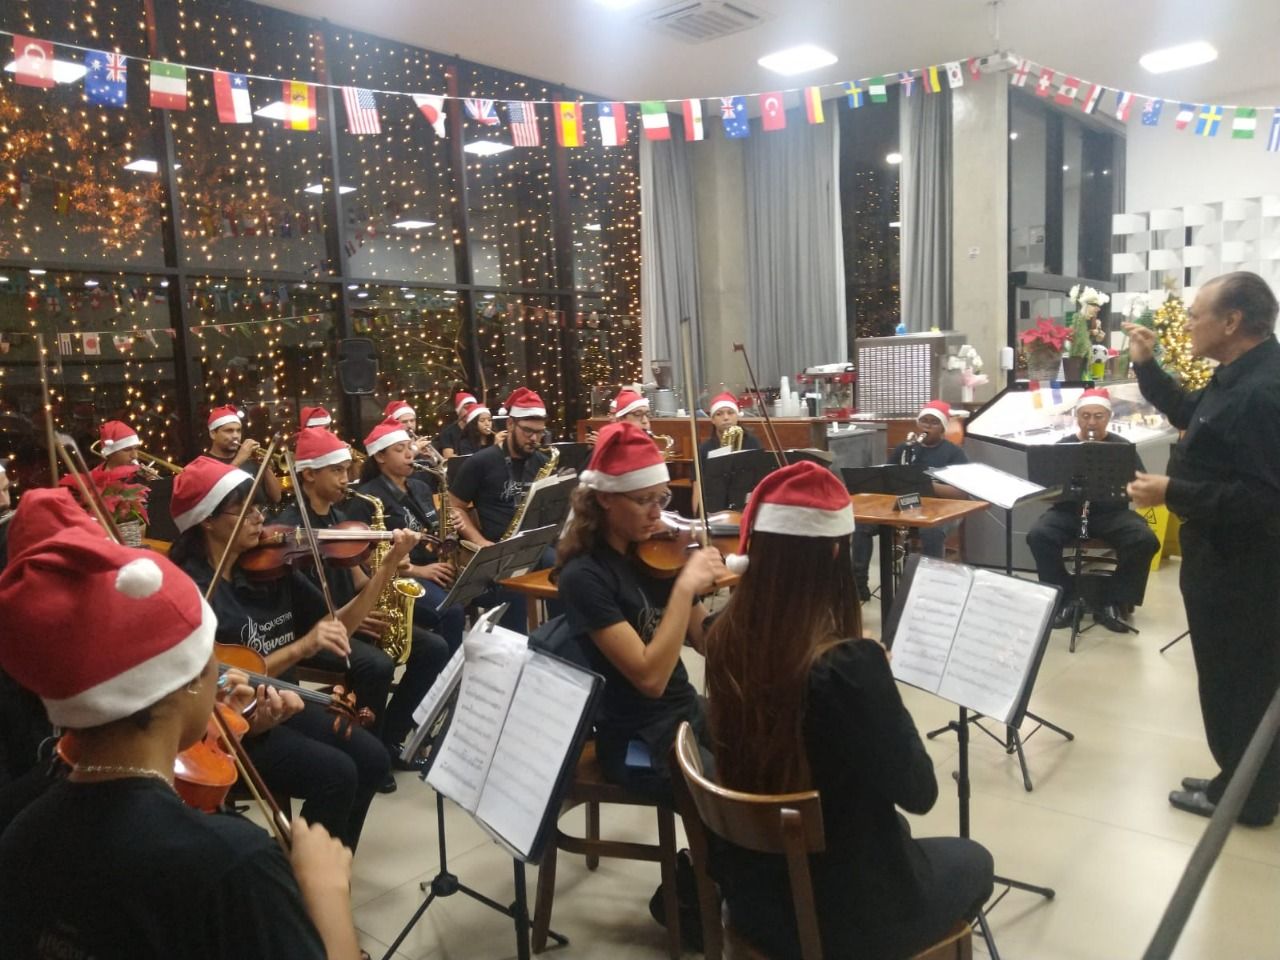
[445,453,472,486]
[511,475,577,536]
[701,448,777,512]
[550,442,593,473]
[841,464,931,497]
[144,476,179,542]
[435,525,561,613]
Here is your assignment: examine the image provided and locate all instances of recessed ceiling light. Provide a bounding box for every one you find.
[3,59,88,84]
[356,291,369,299]
[1009,131,1019,141]
[464,141,514,157]
[1063,164,1070,171]
[1139,41,1218,75]
[122,158,159,174]
[392,219,437,230]
[483,293,496,300]
[591,0,646,8]
[584,223,602,232]
[757,44,838,77]
[303,183,356,194]
[29,268,46,276]
[889,221,902,229]
[160,280,169,288]
[84,279,99,288]
[0,276,8,283]
[885,152,902,165]
[403,292,416,299]
[347,284,359,290]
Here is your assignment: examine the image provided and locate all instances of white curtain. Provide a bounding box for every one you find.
[900,88,953,331]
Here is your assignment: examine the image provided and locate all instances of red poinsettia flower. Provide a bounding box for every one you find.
[1018,316,1073,352]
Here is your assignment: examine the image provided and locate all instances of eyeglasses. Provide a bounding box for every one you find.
[515,423,547,439]
[622,490,673,509]
[218,504,264,518]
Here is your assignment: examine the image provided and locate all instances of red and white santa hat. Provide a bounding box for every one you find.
[384,399,416,422]
[170,456,251,532]
[1075,387,1111,413]
[0,500,216,729]
[6,489,102,563]
[207,405,244,433]
[464,404,491,426]
[294,427,351,470]
[917,399,951,425]
[580,422,669,493]
[454,391,478,415]
[506,387,546,420]
[709,392,739,416]
[98,420,141,457]
[613,389,650,419]
[364,416,412,456]
[725,461,855,574]
[299,405,333,429]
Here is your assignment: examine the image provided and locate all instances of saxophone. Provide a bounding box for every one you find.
[348,489,426,666]
[720,425,744,451]
[500,445,560,541]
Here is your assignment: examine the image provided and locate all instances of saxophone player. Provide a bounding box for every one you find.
[696,392,762,467]
[279,427,453,772]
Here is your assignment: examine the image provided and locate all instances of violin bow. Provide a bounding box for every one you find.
[34,334,60,484]
[732,342,786,469]
[52,433,122,543]
[203,438,277,604]
[679,318,712,547]
[209,706,292,852]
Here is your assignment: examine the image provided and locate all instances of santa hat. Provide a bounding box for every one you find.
[725,461,855,574]
[917,400,951,425]
[454,391,478,415]
[6,489,102,565]
[364,417,411,457]
[383,399,415,422]
[98,420,140,457]
[506,387,546,420]
[579,422,669,493]
[294,427,351,471]
[1075,387,1112,413]
[170,457,251,533]
[299,405,332,429]
[0,518,215,729]
[463,404,491,426]
[613,389,649,419]
[207,405,243,433]
[709,392,739,416]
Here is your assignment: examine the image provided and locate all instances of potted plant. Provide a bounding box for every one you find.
[64,465,151,546]
[1018,317,1072,381]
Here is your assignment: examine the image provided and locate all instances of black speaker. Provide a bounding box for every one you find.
[337,338,378,395]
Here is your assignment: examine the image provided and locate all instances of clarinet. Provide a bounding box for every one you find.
[899,432,923,466]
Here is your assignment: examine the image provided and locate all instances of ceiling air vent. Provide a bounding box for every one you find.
[643,0,772,44]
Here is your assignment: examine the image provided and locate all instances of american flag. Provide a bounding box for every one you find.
[342,87,381,135]
[464,98,499,126]
[507,101,540,147]
[1268,110,1280,153]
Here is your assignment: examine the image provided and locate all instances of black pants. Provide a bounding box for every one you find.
[245,700,389,850]
[1181,523,1280,823]
[1027,506,1158,607]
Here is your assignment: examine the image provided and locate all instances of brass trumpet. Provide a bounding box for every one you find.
[88,440,184,477]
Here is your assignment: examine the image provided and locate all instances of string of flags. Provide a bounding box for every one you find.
[6,29,1279,154]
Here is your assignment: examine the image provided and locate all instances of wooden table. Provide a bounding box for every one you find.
[850,494,991,623]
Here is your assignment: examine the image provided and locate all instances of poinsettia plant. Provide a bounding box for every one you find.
[61,464,150,525]
[1019,316,1073,353]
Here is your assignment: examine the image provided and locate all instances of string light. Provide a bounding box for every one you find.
[1152,292,1212,390]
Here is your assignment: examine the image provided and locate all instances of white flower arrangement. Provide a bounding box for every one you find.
[1126,294,1149,318]
[957,343,984,372]
[1068,284,1110,307]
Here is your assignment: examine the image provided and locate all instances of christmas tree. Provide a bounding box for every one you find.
[578,341,612,387]
[1153,293,1213,390]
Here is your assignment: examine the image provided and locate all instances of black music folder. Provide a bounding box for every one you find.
[842,464,932,497]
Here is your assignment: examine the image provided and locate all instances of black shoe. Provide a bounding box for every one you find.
[1169,788,1215,819]
[648,849,706,953]
[1052,608,1074,630]
[387,742,428,773]
[857,581,871,603]
[1181,776,1213,793]
[377,772,398,795]
[1095,604,1129,633]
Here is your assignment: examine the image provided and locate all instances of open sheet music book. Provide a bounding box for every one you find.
[886,556,1058,725]
[420,608,602,863]
[925,462,1050,511]
[511,470,577,537]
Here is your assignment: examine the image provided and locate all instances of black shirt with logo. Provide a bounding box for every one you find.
[449,443,549,542]
[275,499,358,605]
[348,473,440,567]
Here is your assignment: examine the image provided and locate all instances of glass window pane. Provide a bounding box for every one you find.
[475,294,568,430]
[1009,98,1048,273]
[1062,123,1083,277]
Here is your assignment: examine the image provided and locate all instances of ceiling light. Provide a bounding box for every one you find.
[0,276,8,283]
[160,280,170,288]
[254,101,290,121]
[1140,41,1218,74]
[356,291,369,299]
[392,219,437,230]
[403,292,417,299]
[347,284,359,290]
[1063,164,1070,171]
[483,293,496,300]
[29,268,46,276]
[303,183,356,194]
[889,221,902,229]
[123,158,159,174]
[584,223,602,232]
[590,0,646,8]
[757,44,838,76]
[84,279,99,287]
[3,58,87,84]
[1009,131,1019,141]
[464,141,514,157]
[885,152,902,165]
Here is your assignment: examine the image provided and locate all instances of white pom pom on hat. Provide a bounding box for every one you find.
[115,558,164,598]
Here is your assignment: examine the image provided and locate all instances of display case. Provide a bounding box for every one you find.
[961,382,1177,570]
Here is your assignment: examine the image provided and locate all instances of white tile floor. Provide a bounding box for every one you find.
[341,557,1280,959]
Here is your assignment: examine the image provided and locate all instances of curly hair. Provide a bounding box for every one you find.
[552,485,608,582]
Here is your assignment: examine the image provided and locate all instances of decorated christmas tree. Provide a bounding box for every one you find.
[578,341,612,386]
[1153,292,1213,390]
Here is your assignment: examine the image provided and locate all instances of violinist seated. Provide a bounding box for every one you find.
[203,405,283,505]
[0,489,363,960]
[852,400,968,602]
[1027,388,1159,632]
[169,457,415,850]
[348,419,466,657]
[278,428,453,772]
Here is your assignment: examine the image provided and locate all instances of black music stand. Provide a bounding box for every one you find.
[435,525,560,614]
[550,442,593,473]
[445,453,472,486]
[701,448,776,512]
[511,475,577,537]
[841,464,932,497]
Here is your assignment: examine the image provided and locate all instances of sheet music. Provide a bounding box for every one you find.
[400,644,465,764]
[889,559,971,692]
[426,623,528,813]
[476,652,596,858]
[936,571,1055,723]
[928,462,1046,511]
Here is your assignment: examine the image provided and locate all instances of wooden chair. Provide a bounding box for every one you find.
[669,722,972,960]
[531,738,682,958]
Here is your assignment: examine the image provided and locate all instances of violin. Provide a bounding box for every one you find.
[635,509,741,578]
[238,521,434,579]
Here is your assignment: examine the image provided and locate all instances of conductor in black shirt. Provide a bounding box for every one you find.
[1027,388,1158,632]
[1126,271,1280,828]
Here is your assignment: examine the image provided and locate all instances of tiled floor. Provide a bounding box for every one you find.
[343,557,1280,959]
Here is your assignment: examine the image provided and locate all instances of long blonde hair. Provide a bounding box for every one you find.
[552,485,608,581]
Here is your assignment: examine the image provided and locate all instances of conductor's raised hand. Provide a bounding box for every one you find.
[1122,322,1157,365]
[676,546,728,595]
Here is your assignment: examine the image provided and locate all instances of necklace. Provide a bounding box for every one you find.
[73,763,178,796]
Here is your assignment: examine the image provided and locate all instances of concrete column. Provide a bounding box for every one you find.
[692,136,749,399]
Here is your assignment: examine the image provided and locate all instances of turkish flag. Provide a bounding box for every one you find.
[13,35,56,89]
[760,92,787,131]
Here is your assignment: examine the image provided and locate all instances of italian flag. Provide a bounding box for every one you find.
[149,61,188,110]
[641,101,671,141]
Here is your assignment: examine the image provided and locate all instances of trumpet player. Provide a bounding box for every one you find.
[382,398,437,462]
[434,391,479,459]
[204,405,282,505]
[94,421,146,473]
[299,405,335,432]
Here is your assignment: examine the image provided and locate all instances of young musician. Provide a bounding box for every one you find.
[696,392,761,465]
[278,428,453,764]
[0,491,361,960]
[204,405,283,505]
[434,391,479,458]
[1027,388,1159,631]
[853,400,968,601]
[454,403,501,456]
[383,398,435,460]
[299,405,335,431]
[706,462,994,959]
[169,457,415,848]
[614,389,651,430]
[96,420,145,471]
[555,422,726,803]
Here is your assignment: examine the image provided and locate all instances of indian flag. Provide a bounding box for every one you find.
[1233,107,1257,140]
[149,61,187,110]
[804,87,824,124]
[641,101,671,141]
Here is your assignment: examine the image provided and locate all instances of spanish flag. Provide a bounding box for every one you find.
[556,101,583,147]
[284,80,317,131]
[804,86,824,124]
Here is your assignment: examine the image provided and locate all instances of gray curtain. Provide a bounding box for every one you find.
[743,111,846,387]
[900,88,952,331]
[640,128,704,403]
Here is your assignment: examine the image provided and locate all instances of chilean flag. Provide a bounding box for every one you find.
[597,102,628,146]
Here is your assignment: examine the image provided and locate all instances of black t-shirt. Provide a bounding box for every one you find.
[0,777,325,960]
[888,437,968,469]
[203,451,255,480]
[275,499,358,606]
[697,428,763,466]
[1049,431,1145,514]
[348,473,440,567]
[449,443,550,542]
[434,421,463,455]
[558,546,701,759]
[714,640,939,958]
